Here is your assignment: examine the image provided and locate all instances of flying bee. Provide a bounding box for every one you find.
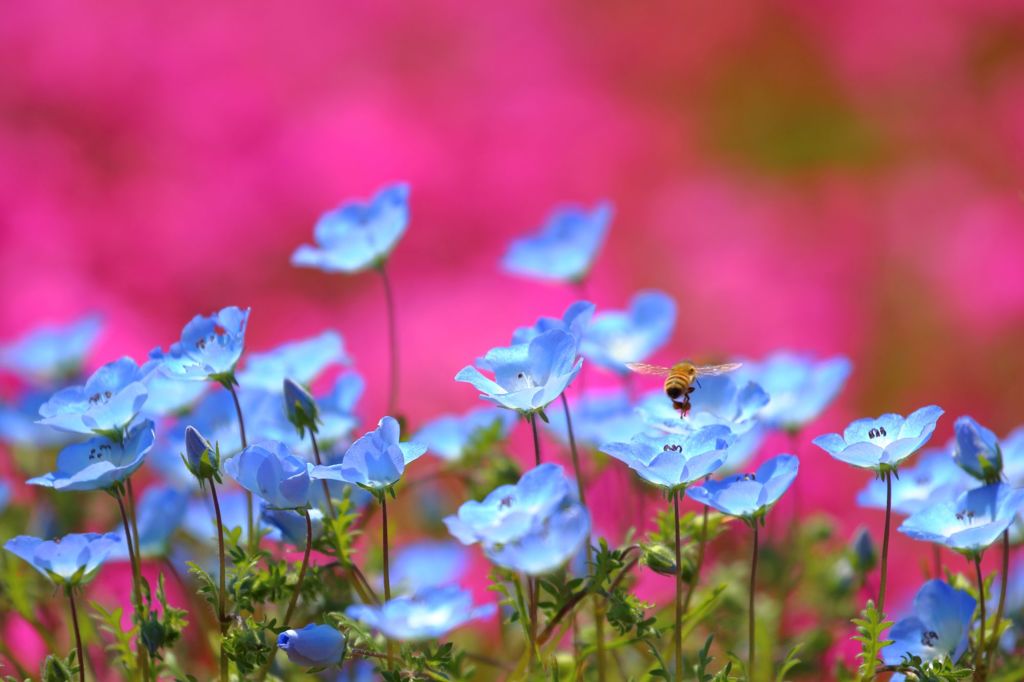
[626,361,743,417]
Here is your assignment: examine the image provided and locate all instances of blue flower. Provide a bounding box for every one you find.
[686,455,799,521]
[109,485,188,560]
[455,329,582,414]
[415,407,517,461]
[238,331,348,391]
[813,406,944,472]
[183,489,253,545]
[316,373,365,446]
[37,357,148,437]
[139,358,208,418]
[389,541,470,594]
[856,450,972,516]
[262,507,324,546]
[283,378,320,437]
[445,463,573,545]
[734,352,852,431]
[580,291,676,374]
[182,425,220,482]
[502,202,612,283]
[601,425,733,491]
[543,388,646,450]
[882,580,975,667]
[0,391,77,449]
[277,623,347,668]
[152,306,250,384]
[0,315,102,384]
[310,417,425,492]
[28,420,156,491]
[4,532,121,586]
[224,441,314,510]
[346,585,495,641]
[485,505,591,575]
[511,301,594,346]
[292,183,410,274]
[898,483,1024,556]
[953,416,1003,483]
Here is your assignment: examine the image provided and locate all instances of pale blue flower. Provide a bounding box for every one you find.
[580,291,676,374]
[238,331,348,391]
[224,441,314,510]
[601,425,733,491]
[139,358,208,418]
[415,407,516,461]
[0,391,77,449]
[502,202,612,283]
[485,505,591,575]
[0,315,102,384]
[455,329,581,414]
[543,388,645,449]
[28,420,155,491]
[109,485,188,560]
[4,532,121,585]
[278,624,347,668]
[389,541,470,594]
[292,183,410,274]
[262,507,324,546]
[813,406,944,472]
[346,585,495,641]
[152,306,250,384]
[953,416,1002,483]
[856,450,972,516]
[686,455,799,521]
[38,357,148,437]
[511,301,594,346]
[899,483,1024,556]
[734,352,852,430]
[311,416,425,491]
[882,580,975,667]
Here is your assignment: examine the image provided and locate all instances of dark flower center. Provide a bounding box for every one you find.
[921,630,939,647]
[867,426,888,439]
[88,443,113,461]
[499,495,514,509]
[663,444,683,453]
[88,390,113,405]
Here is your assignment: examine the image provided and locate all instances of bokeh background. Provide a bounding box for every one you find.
[2,0,1024,674]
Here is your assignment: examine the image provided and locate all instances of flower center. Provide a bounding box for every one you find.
[867,426,888,439]
[88,390,113,405]
[499,495,514,509]
[663,444,683,453]
[920,630,939,647]
[88,443,113,461]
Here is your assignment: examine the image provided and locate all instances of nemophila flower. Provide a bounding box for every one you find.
[898,483,1024,556]
[601,425,734,491]
[28,420,156,491]
[284,378,320,437]
[455,329,582,414]
[485,504,591,575]
[182,425,220,482]
[0,315,101,384]
[277,623,347,668]
[139,358,208,418]
[238,331,348,391]
[316,372,364,446]
[580,291,676,374]
[812,406,944,472]
[953,416,1002,483]
[881,580,975,667]
[389,541,470,594]
[4,532,120,586]
[856,450,972,516]
[346,585,495,641]
[152,306,250,384]
[262,507,324,546]
[311,416,425,492]
[415,407,516,461]
[686,455,799,522]
[292,183,410,274]
[224,441,314,510]
[734,352,852,431]
[544,388,645,449]
[110,485,188,560]
[502,202,612,283]
[38,357,148,437]
[445,463,573,545]
[0,391,77,449]
[511,301,595,346]
[1001,426,1024,487]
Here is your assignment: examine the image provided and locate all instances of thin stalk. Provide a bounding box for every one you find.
[975,555,987,682]
[225,382,254,552]
[529,413,542,466]
[378,264,400,416]
[382,496,394,668]
[682,504,710,615]
[989,531,1011,673]
[560,392,605,681]
[749,523,760,680]
[673,490,683,682]
[114,489,150,681]
[310,432,336,519]
[210,482,229,682]
[67,588,86,682]
[878,470,892,615]
[528,577,538,671]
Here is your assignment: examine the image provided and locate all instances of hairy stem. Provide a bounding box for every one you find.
[878,470,892,616]
[114,488,150,681]
[975,555,987,682]
[673,490,683,682]
[225,382,254,553]
[749,523,760,680]
[67,588,85,682]
[210,482,229,682]
[529,412,542,466]
[382,495,394,667]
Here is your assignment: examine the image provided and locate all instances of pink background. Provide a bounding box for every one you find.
[2,0,1024,672]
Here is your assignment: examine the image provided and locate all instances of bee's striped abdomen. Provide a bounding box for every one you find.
[664,370,690,400]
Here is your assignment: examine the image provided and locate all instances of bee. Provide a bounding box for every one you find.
[626,361,743,417]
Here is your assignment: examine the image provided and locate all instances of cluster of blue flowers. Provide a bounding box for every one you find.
[1,181,1022,682]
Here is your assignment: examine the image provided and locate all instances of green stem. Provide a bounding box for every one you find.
[382,495,394,668]
[673,490,683,682]
[682,504,709,615]
[225,381,254,554]
[750,523,759,680]
[988,531,1010,677]
[210,482,229,682]
[114,488,150,682]
[310,431,336,519]
[529,413,542,466]
[378,264,400,416]
[975,555,987,682]
[878,470,892,616]
[67,588,85,682]
[528,577,538,671]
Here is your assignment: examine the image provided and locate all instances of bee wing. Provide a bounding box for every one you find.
[625,362,672,376]
[693,362,743,377]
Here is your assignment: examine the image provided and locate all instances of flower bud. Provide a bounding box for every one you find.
[850,527,876,574]
[641,543,677,577]
[277,623,346,668]
[284,378,319,437]
[953,416,1002,483]
[182,426,219,481]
